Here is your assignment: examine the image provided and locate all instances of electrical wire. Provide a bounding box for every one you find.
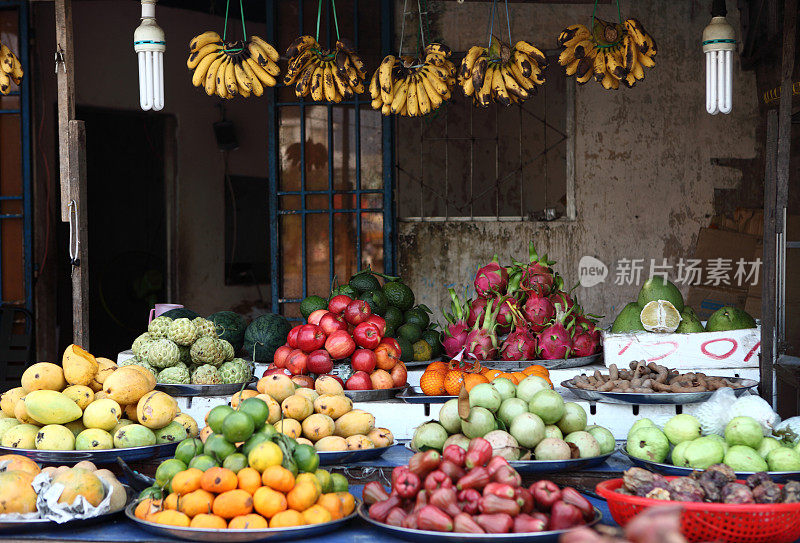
[34,21,52,278]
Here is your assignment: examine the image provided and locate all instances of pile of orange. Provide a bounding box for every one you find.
[134,465,355,529]
[420,361,552,396]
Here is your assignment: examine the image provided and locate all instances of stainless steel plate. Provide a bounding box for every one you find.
[317,446,391,465]
[125,500,357,542]
[155,380,256,397]
[397,387,453,404]
[487,354,601,371]
[0,442,179,465]
[510,451,615,473]
[344,385,407,402]
[561,378,758,405]
[357,502,601,543]
[620,449,800,482]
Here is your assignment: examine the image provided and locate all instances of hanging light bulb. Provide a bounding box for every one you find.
[133,0,165,111]
[702,0,736,115]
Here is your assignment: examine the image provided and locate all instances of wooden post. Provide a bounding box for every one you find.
[67,121,89,348]
[55,0,75,221]
[761,111,778,405]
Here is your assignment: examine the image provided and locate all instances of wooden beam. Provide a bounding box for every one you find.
[761,110,778,405]
[68,121,89,349]
[776,0,797,215]
[55,0,75,222]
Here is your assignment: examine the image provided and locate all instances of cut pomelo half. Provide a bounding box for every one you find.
[640,300,682,333]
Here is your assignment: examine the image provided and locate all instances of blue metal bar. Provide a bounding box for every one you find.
[0,196,23,200]
[325,3,335,289]
[279,208,383,215]
[277,189,383,196]
[266,0,280,314]
[0,110,21,114]
[354,0,362,272]
[0,214,23,219]
[380,0,396,276]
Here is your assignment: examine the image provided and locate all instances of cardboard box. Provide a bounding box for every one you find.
[692,228,760,294]
[686,286,748,321]
[603,326,761,370]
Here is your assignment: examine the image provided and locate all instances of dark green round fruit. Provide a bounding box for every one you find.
[396,336,414,362]
[349,272,381,293]
[397,322,422,344]
[358,290,389,316]
[300,295,328,319]
[222,452,249,473]
[238,398,269,430]
[330,472,349,492]
[174,437,204,466]
[138,486,163,500]
[404,307,430,329]
[242,432,269,456]
[222,411,255,443]
[188,454,219,471]
[155,458,186,490]
[421,329,443,357]
[257,424,278,440]
[330,284,358,298]
[383,282,414,311]
[204,433,237,462]
[383,306,404,332]
[207,405,234,435]
[292,443,320,473]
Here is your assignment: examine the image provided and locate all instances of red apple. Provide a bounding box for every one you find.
[351,348,377,372]
[345,370,373,390]
[319,312,348,336]
[380,337,401,353]
[287,325,303,349]
[370,369,395,389]
[390,361,408,387]
[273,345,293,368]
[375,340,400,371]
[366,315,387,337]
[318,374,344,388]
[291,374,315,389]
[343,300,371,326]
[308,309,328,326]
[263,367,292,377]
[307,349,333,374]
[328,295,352,315]
[324,330,356,360]
[297,324,326,353]
[285,349,308,375]
[353,321,381,350]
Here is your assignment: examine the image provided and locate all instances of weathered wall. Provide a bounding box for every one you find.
[397,1,760,326]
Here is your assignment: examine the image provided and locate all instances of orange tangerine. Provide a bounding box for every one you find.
[171,468,203,496]
[163,492,179,510]
[498,372,519,384]
[201,467,238,494]
[212,489,254,519]
[336,492,356,516]
[190,514,227,529]
[425,361,448,373]
[261,465,295,493]
[135,498,162,520]
[302,504,332,525]
[316,493,344,520]
[463,373,489,392]
[443,370,464,396]
[253,486,287,519]
[419,371,446,396]
[287,482,319,512]
[178,489,215,518]
[484,369,503,381]
[150,510,190,527]
[228,514,269,529]
[237,468,262,495]
[269,509,305,528]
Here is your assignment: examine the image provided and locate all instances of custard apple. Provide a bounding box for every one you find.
[218,359,250,384]
[193,317,218,339]
[190,336,226,367]
[220,339,235,362]
[146,338,181,369]
[132,332,153,358]
[118,357,158,377]
[178,345,191,365]
[191,364,222,385]
[148,316,173,338]
[158,365,191,384]
[168,318,199,346]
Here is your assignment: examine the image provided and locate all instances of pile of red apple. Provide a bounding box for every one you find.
[365,437,595,534]
[265,295,408,392]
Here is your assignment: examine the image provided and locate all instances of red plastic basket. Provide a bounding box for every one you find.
[596,477,800,543]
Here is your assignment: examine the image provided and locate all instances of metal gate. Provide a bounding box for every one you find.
[265,0,395,318]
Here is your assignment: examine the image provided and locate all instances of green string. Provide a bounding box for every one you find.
[316,0,341,44]
[222,0,248,53]
[486,0,497,49]
[591,0,623,33]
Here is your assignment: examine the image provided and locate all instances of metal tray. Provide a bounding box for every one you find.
[317,446,391,465]
[620,449,800,483]
[357,502,601,542]
[510,450,615,473]
[344,385,407,402]
[397,387,454,405]
[0,442,179,465]
[561,378,759,405]
[125,500,357,542]
[155,380,257,397]
[486,354,601,371]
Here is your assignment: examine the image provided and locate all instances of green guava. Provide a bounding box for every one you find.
[663,414,701,445]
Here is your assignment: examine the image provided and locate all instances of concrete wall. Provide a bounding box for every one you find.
[397,1,760,326]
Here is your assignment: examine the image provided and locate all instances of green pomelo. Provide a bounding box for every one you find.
[638,277,684,312]
[675,307,705,333]
[705,307,757,332]
[610,303,646,333]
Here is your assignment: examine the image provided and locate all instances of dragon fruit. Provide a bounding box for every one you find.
[549,290,575,313]
[572,328,601,357]
[495,296,519,335]
[516,243,556,296]
[466,297,488,328]
[537,321,573,360]
[465,299,500,361]
[474,255,509,298]
[442,288,470,357]
[500,327,537,361]
[522,294,555,332]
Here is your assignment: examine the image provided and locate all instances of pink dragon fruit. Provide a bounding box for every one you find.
[442,288,470,357]
[537,321,574,360]
[522,294,555,332]
[466,297,488,328]
[549,290,575,313]
[474,255,509,298]
[495,296,519,335]
[516,243,555,296]
[572,328,601,357]
[465,299,500,361]
[500,327,537,361]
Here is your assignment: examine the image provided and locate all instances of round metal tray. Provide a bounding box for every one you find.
[357,502,601,542]
[0,442,179,465]
[396,387,453,405]
[155,380,257,397]
[561,377,759,405]
[620,449,800,482]
[125,499,357,542]
[486,354,601,371]
[344,385,407,402]
[510,450,615,473]
[317,446,391,465]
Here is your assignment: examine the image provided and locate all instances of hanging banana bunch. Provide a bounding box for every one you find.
[369,44,456,117]
[284,36,366,103]
[187,31,280,99]
[460,37,547,107]
[0,42,23,94]
[558,17,656,90]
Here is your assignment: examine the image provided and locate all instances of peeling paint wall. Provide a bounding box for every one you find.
[398,1,760,326]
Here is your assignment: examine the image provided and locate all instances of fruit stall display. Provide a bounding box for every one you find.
[0,345,198,454]
[419,360,553,397]
[442,243,602,362]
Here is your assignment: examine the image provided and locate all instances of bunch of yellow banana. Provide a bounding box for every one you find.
[0,42,23,95]
[557,18,656,90]
[284,36,366,102]
[369,44,456,116]
[459,39,547,107]
[187,31,279,99]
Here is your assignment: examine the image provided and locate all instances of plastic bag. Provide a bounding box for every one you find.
[32,471,117,523]
[775,416,800,444]
[693,387,738,436]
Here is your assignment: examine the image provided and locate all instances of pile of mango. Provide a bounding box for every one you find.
[0,455,127,515]
[228,373,393,452]
[0,345,198,451]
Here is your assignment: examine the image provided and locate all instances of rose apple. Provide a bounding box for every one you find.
[375,339,400,371]
[346,370,373,390]
[307,349,333,374]
[343,300,372,326]
[273,345,292,368]
[324,330,356,360]
[291,375,315,389]
[319,312,348,336]
[370,369,395,389]
[308,309,328,326]
[351,348,377,372]
[366,315,387,337]
[297,324,326,352]
[353,321,381,349]
[390,361,408,387]
[328,295,352,315]
[286,325,303,349]
[285,349,308,375]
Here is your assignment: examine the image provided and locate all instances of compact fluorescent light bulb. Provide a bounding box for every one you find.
[702,0,736,115]
[134,0,165,111]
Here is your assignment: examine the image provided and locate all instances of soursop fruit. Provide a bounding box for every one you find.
[118,357,158,377]
[148,316,173,338]
[132,332,153,358]
[146,338,181,369]
[219,339,235,362]
[193,317,218,339]
[158,365,191,384]
[218,360,249,384]
[191,364,222,385]
[190,336,226,367]
[167,318,199,346]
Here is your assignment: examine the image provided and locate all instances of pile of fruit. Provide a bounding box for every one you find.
[442,242,601,361]
[225,374,394,453]
[419,360,552,396]
[616,465,800,504]
[366,437,595,533]
[610,277,756,334]
[0,456,127,516]
[284,36,366,102]
[0,345,197,451]
[411,375,615,462]
[136,397,356,529]
[0,41,23,94]
[568,362,741,394]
